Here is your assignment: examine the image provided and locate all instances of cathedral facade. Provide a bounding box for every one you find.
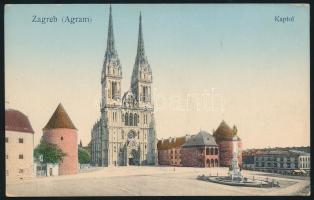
[91,6,157,167]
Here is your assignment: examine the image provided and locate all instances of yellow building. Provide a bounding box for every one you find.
[5,109,35,183]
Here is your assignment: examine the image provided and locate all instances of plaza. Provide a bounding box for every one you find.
[6,166,310,196]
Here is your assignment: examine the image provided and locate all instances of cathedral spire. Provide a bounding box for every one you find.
[106,4,116,56]
[136,12,146,62]
[130,12,152,103]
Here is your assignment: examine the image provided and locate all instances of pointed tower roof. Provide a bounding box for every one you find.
[43,103,77,131]
[102,5,122,83]
[131,13,152,91]
[105,5,117,56]
[136,12,146,62]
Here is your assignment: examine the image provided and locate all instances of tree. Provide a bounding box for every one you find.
[34,140,66,164]
[78,147,91,164]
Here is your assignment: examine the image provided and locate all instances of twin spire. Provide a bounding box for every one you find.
[105,5,146,64]
[136,12,146,63]
[105,5,116,56]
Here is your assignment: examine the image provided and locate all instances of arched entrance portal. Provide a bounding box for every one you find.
[128,149,140,165]
[126,131,140,166]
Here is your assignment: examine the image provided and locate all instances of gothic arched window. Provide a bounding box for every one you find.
[112,82,117,98]
[210,148,214,155]
[129,113,133,126]
[206,148,209,155]
[125,113,129,126]
[134,114,138,126]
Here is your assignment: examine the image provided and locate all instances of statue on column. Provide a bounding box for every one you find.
[228,135,243,181]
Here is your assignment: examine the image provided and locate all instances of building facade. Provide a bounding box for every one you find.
[181,131,219,168]
[254,150,310,174]
[5,109,35,183]
[43,103,78,175]
[157,131,219,168]
[91,6,157,167]
[242,149,258,170]
[157,136,189,166]
[213,120,242,167]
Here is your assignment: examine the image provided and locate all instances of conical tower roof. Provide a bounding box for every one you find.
[43,103,77,131]
[213,120,237,141]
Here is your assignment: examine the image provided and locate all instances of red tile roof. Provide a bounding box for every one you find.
[43,103,77,130]
[157,136,187,150]
[5,109,34,133]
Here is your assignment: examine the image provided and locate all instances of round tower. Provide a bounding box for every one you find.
[43,103,78,175]
[213,120,242,167]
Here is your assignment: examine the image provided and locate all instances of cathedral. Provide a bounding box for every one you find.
[91,6,157,167]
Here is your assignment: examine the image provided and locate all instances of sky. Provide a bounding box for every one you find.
[5,4,310,149]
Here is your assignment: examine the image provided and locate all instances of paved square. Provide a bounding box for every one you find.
[6,166,310,196]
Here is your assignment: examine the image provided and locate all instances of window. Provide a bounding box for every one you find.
[19,154,23,159]
[125,113,129,126]
[5,137,8,143]
[129,113,133,126]
[112,82,117,98]
[206,148,209,155]
[134,114,138,126]
[61,136,63,141]
[114,146,116,153]
[19,138,24,143]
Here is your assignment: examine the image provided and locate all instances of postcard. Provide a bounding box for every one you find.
[4,4,310,196]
